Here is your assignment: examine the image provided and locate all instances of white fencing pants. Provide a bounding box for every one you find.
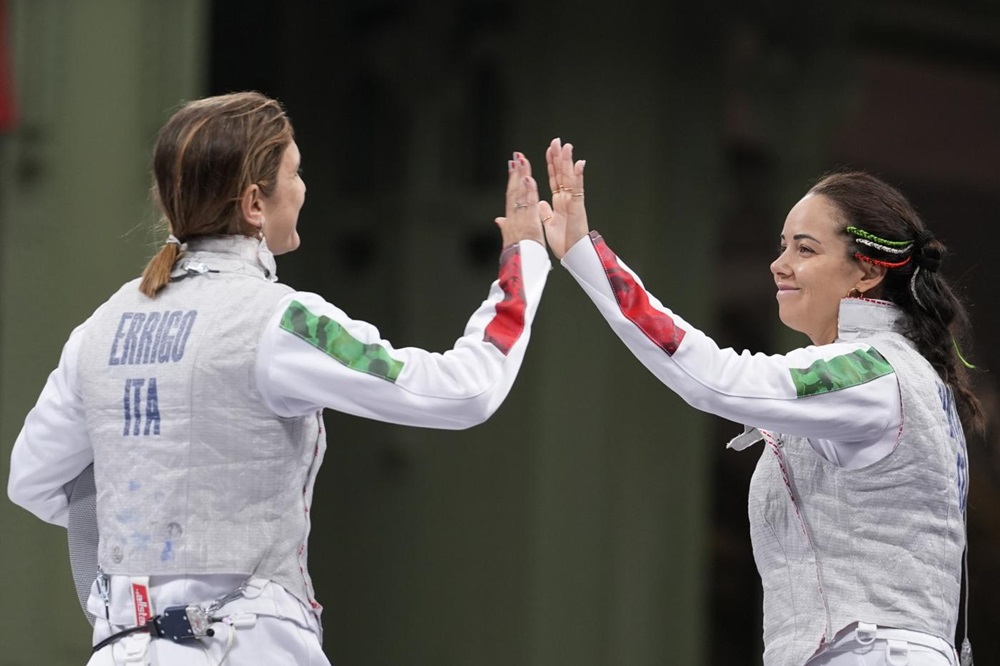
[85,613,330,666]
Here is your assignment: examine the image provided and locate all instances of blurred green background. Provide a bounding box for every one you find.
[2,1,1000,664]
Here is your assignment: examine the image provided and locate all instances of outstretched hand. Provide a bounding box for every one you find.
[540,138,588,259]
[495,151,545,249]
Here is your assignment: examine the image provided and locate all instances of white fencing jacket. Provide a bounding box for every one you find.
[562,231,966,665]
[9,235,550,641]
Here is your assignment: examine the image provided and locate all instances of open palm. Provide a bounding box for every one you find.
[541,138,588,259]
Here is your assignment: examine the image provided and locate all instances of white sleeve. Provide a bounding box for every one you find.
[256,240,551,429]
[8,319,96,527]
[561,231,900,443]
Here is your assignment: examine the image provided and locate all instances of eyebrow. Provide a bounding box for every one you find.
[779,233,823,244]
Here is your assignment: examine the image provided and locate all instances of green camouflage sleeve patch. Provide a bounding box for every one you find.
[789,348,893,398]
[280,300,404,382]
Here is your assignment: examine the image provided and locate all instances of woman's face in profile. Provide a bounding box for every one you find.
[770,194,865,345]
[262,140,306,255]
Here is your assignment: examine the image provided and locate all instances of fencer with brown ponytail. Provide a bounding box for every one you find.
[810,171,984,434]
[138,92,294,297]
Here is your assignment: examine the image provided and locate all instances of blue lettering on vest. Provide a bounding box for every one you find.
[108,313,132,366]
[144,377,160,435]
[157,311,183,363]
[171,311,198,362]
[109,310,198,365]
[123,312,146,365]
[122,377,161,437]
[150,311,172,362]
[123,378,144,435]
[938,382,969,512]
[137,312,162,364]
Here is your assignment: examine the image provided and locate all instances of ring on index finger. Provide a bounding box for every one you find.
[514,202,529,209]
[556,186,573,193]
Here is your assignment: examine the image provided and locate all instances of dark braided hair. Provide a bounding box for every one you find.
[809,171,984,434]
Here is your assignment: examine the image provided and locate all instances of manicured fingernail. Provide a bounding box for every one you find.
[508,160,517,172]
[580,160,586,168]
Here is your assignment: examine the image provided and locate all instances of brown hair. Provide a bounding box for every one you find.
[810,171,984,434]
[138,92,294,297]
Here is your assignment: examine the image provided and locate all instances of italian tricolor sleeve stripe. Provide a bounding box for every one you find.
[590,231,686,355]
[789,348,894,398]
[483,244,527,355]
[280,300,405,382]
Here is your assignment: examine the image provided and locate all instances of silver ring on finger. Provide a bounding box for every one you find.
[514,202,529,209]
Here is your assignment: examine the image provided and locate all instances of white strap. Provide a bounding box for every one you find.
[855,622,878,645]
[886,638,909,665]
[119,632,153,664]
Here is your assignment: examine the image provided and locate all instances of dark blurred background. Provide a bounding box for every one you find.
[2,1,999,664]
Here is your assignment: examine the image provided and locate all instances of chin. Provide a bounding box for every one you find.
[271,236,301,256]
[777,310,808,338]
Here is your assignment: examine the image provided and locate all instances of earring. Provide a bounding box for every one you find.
[257,217,265,240]
[846,287,862,299]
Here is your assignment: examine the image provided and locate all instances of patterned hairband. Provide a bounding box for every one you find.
[854,253,912,269]
[845,226,914,248]
[854,237,911,255]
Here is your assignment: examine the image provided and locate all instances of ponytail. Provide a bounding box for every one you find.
[906,242,984,434]
[138,236,184,298]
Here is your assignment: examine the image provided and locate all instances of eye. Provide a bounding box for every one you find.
[798,245,815,255]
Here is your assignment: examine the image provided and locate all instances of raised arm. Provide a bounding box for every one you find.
[256,152,551,428]
[545,140,900,443]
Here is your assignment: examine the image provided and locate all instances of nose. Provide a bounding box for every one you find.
[770,250,790,279]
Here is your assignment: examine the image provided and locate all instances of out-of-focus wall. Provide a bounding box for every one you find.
[3,1,1000,665]
[0,2,207,664]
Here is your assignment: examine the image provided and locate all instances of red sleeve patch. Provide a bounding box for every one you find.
[483,244,526,355]
[590,231,685,355]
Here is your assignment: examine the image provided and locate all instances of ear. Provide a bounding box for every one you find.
[239,183,265,232]
[857,261,887,295]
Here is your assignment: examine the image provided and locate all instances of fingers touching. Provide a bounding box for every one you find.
[495,142,588,257]
[496,151,544,248]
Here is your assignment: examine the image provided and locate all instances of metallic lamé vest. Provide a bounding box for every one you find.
[76,237,324,614]
[740,332,966,665]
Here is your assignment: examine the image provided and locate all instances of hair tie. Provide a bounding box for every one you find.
[915,244,942,273]
[166,234,187,251]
